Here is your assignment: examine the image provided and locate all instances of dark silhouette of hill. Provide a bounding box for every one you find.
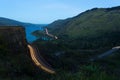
[0,17,45,28]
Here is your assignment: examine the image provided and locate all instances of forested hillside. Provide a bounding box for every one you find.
[33,6,120,49]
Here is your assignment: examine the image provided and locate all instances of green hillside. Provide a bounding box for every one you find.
[47,6,120,38]
[33,6,120,49]
[32,6,120,80]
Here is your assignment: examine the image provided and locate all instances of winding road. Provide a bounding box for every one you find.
[45,28,58,39]
[28,44,55,74]
[27,28,57,74]
[28,43,120,74]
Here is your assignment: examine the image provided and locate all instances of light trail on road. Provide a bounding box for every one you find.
[28,44,55,74]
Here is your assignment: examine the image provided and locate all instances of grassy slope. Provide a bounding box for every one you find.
[33,6,120,49]
[32,6,120,80]
[47,6,120,38]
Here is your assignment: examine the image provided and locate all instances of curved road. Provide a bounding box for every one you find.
[45,28,58,39]
[90,46,120,61]
[28,43,120,73]
[27,28,57,74]
[28,44,55,74]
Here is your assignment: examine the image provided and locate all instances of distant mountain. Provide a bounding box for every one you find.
[0,17,45,27]
[0,17,22,26]
[0,17,47,42]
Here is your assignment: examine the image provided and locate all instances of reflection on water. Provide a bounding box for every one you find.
[25,26,44,42]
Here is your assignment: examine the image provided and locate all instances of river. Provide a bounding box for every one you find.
[25,25,46,42]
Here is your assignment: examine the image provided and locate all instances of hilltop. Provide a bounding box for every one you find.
[0,6,120,80]
[32,6,120,80]
[0,17,43,27]
[33,6,120,49]
[46,6,120,38]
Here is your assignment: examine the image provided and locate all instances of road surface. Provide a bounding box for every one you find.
[45,28,58,39]
[90,46,120,61]
[28,43,120,73]
[28,44,55,74]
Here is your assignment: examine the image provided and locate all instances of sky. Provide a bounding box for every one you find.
[0,0,120,24]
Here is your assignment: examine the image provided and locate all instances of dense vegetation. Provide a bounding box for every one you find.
[0,6,120,80]
[46,6,120,37]
[32,6,120,80]
[33,6,120,49]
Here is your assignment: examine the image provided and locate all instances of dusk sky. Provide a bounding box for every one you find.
[0,0,120,24]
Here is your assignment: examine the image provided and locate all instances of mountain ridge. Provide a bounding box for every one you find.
[45,6,120,38]
[0,17,45,27]
[0,17,47,42]
[33,6,120,49]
